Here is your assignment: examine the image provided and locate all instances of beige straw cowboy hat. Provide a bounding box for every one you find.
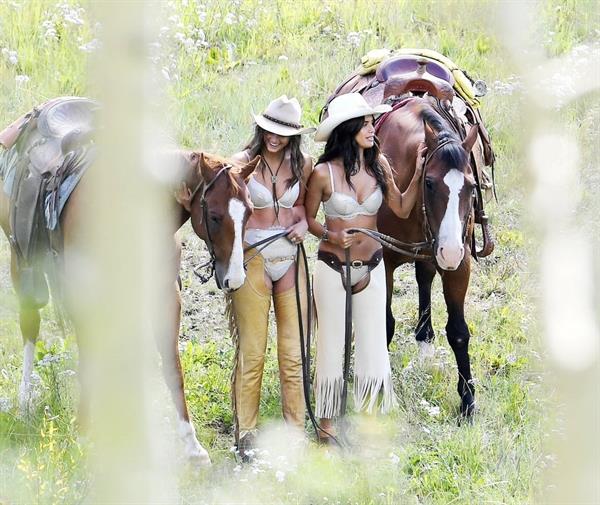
[253,95,315,137]
[314,93,391,142]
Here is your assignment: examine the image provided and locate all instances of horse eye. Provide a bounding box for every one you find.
[209,214,222,225]
[425,178,434,190]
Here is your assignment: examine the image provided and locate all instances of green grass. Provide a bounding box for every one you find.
[1,0,598,503]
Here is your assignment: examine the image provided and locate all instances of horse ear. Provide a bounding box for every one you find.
[198,151,216,182]
[462,124,479,154]
[423,120,438,151]
[240,155,260,181]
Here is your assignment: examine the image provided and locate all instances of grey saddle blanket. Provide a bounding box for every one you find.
[0,96,99,264]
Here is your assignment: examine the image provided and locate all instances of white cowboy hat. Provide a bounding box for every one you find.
[314,93,392,142]
[253,95,315,137]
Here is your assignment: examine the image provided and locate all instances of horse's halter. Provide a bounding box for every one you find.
[421,139,474,257]
[189,164,233,289]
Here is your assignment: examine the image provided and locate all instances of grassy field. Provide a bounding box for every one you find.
[1,0,598,503]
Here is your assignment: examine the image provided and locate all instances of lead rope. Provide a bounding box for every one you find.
[295,243,345,449]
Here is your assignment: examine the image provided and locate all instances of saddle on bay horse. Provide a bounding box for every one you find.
[321,48,496,258]
[0,97,98,306]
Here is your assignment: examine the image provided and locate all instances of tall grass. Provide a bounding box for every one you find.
[1,0,598,503]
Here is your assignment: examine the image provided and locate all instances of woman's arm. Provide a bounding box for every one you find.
[286,155,313,242]
[305,163,355,249]
[305,164,328,240]
[382,143,426,219]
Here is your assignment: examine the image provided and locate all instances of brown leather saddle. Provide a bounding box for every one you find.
[321,55,456,119]
[0,97,98,307]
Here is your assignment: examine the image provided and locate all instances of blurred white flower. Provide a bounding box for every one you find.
[346,31,361,47]
[278,55,288,61]
[162,67,171,81]
[224,12,236,25]
[389,452,400,465]
[6,50,18,65]
[275,470,285,482]
[0,398,12,412]
[15,75,30,85]
[58,2,85,25]
[79,39,100,53]
[41,19,58,42]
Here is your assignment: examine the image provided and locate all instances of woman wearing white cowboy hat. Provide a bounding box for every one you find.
[229,95,315,460]
[305,92,426,441]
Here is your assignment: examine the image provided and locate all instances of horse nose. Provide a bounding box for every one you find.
[438,245,464,269]
[223,272,245,291]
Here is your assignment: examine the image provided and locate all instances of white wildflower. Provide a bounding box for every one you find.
[224,12,236,25]
[421,426,431,434]
[79,39,100,53]
[278,55,288,61]
[389,452,400,465]
[346,31,361,47]
[275,470,285,482]
[8,51,18,65]
[0,398,12,412]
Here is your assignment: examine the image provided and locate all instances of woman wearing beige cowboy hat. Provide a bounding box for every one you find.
[229,95,315,460]
[305,93,426,441]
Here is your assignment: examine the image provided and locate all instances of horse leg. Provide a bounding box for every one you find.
[441,259,476,417]
[384,258,398,347]
[155,274,210,466]
[11,253,41,414]
[415,260,436,359]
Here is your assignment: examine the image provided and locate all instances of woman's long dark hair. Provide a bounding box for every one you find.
[245,125,305,188]
[316,116,388,196]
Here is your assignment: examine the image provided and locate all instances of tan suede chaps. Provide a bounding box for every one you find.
[229,251,306,443]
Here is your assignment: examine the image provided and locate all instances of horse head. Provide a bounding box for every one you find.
[421,108,479,271]
[177,151,258,292]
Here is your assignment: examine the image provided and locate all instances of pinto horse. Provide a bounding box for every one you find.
[376,97,479,416]
[0,99,258,465]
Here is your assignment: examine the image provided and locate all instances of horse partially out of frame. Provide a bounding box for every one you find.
[0,97,258,465]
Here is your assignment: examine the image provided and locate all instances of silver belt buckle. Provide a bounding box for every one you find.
[351,260,363,268]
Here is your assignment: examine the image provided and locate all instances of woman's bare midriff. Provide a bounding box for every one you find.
[246,207,296,231]
[319,214,381,261]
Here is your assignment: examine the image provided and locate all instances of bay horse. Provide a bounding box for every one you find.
[376,97,480,416]
[0,98,258,465]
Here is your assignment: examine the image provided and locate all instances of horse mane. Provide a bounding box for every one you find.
[201,152,242,196]
[420,104,468,171]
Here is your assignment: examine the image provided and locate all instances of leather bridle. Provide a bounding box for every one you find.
[191,164,233,289]
[421,139,474,257]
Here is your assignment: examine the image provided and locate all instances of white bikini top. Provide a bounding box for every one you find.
[322,162,383,220]
[248,176,300,210]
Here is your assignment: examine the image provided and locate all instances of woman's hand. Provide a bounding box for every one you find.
[174,182,193,212]
[330,229,357,249]
[287,219,308,244]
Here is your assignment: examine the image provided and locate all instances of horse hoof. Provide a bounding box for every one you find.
[188,447,211,467]
[417,340,435,361]
[460,398,477,419]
